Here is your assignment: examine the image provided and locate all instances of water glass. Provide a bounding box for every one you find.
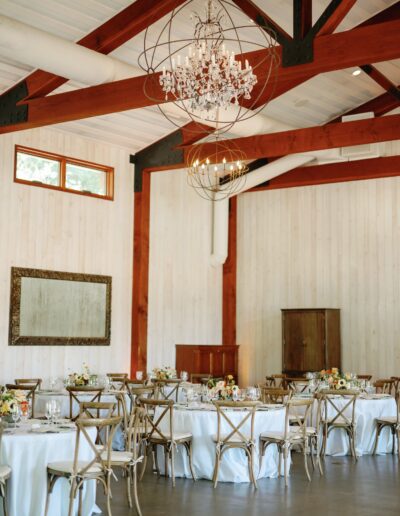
[11,404,20,428]
[136,371,144,381]
[180,371,189,382]
[45,401,53,425]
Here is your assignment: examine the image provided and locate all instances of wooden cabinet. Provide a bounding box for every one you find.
[282,309,340,375]
[175,344,239,380]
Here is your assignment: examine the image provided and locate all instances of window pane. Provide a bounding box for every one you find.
[16,152,60,186]
[66,163,107,196]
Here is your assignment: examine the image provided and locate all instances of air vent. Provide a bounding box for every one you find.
[340,112,380,160]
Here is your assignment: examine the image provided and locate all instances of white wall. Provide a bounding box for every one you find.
[147,169,222,371]
[237,176,400,385]
[0,127,134,383]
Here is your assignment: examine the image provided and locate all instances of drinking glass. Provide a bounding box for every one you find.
[20,401,29,423]
[45,401,53,425]
[11,404,20,428]
[180,371,189,382]
[136,371,144,381]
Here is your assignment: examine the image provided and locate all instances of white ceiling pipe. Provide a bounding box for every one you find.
[211,153,315,266]
[0,15,138,85]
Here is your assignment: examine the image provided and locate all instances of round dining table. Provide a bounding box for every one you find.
[0,420,98,516]
[155,402,287,482]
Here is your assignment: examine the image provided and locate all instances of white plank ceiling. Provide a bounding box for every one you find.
[0,0,399,151]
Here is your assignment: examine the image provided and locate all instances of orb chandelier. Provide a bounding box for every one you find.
[139,0,279,200]
[159,0,258,118]
[185,134,248,201]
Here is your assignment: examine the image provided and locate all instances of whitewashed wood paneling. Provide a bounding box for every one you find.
[237,176,400,386]
[147,169,222,371]
[0,127,134,383]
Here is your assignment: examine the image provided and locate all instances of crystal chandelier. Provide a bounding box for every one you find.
[159,0,258,118]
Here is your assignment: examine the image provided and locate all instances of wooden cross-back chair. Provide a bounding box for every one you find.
[373,394,400,457]
[190,373,211,384]
[271,374,287,388]
[107,373,128,391]
[261,387,292,404]
[79,401,116,446]
[66,386,104,421]
[14,378,42,390]
[391,377,400,397]
[259,398,314,486]
[374,379,396,395]
[154,379,182,403]
[138,398,195,486]
[126,385,155,414]
[265,376,276,388]
[283,377,308,393]
[5,384,37,418]
[318,389,360,459]
[0,423,11,516]
[212,401,259,488]
[44,415,122,516]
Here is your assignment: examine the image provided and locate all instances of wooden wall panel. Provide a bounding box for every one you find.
[237,172,400,385]
[175,344,239,379]
[147,169,222,371]
[0,127,134,383]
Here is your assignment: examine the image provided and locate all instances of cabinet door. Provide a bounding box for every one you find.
[283,311,325,372]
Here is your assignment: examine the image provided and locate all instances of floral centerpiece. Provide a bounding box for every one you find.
[152,366,177,380]
[319,368,352,390]
[207,375,239,400]
[0,387,26,417]
[68,363,91,386]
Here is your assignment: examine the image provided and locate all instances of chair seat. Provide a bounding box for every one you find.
[47,461,103,476]
[323,416,353,426]
[149,432,192,442]
[101,450,134,464]
[376,417,398,425]
[212,434,252,444]
[0,465,11,480]
[290,425,316,435]
[260,430,304,441]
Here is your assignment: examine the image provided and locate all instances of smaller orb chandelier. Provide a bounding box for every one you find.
[185,135,249,200]
[159,0,257,118]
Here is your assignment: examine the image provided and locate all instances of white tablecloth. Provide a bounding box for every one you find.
[321,395,397,456]
[0,422,98,516]
[156,404,286,483]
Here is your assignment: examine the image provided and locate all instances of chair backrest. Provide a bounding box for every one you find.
[265,376,276,388]
[5,384,37,417]
[283,377,308,393]
[138,398,175,441]
[261,387,292,404]
[125,406,146,455]
[391,377,400,398]
[79,401,117,445]
[73,416,122,478]
[357,374,372,381]
[66,386,104,421]
[283,398,313,439]
[107,373,128,391]
[154,379,182,402]
[213,401,259,445]
[14,378,42,390]
[374,379,395,395]
[319,389,359,426]
[190,373,211,384]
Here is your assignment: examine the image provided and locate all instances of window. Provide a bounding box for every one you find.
[14,145,114,200]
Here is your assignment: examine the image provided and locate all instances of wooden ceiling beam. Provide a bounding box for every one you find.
[2,19,400,134]
[294,0,313,40]
[313,0,357,37]
[249,155,400,192]
[183,114,400,162]
[0,0,186,101]
[231,0,292,45]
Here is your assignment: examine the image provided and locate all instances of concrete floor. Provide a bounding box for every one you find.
[97,454,400,516]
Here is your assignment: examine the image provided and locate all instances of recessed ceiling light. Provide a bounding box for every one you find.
[352,69,361,77]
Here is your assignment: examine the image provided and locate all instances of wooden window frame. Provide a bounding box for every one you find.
[14,145,114,201]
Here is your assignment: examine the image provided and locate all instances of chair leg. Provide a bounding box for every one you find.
[372,424,382,455]
[397,430,400,459]
[139,444,148,481]
[392,428,396,454]
[213,449,221,488]
[68,478,77,516]
[164,446,169,479]
[132,465,142,516]
[106,474,113,516]
[78,483,83,516]
[316,438,324,476]
[303,443,311,482]
[0,481,8,516]
[126,466,133,509]
[248,448,257,489]
[278,445,282,476]
[170,445,175,487]
[309,437,315,470]
[186,442,196,481]
[284,445,289,487]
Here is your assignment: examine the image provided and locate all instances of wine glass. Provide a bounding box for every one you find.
[45,401,53,425]
[52,400,61,425]
[11,404,20,428]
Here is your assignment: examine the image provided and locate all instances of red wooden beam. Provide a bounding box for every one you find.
[314,0,357,36]
[1,18,399,134]
[249,155,400,192]
[294,0,313,40]
[131,170,150,375]
[222,197,237,347]
[1,0,186,101]
[231,0,292,45]
[184,113,400,161]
